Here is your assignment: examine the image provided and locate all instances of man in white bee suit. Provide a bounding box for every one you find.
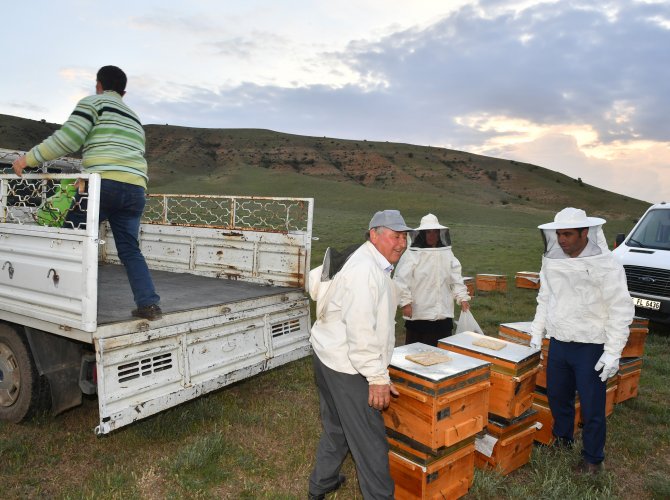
[529,208,634,474]
[394,214,471,346]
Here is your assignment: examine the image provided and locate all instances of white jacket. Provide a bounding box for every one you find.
[530,225,634,357]
[308,241,397,385]
[393,246,470,321]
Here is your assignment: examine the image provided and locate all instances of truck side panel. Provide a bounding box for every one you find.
[0,174,101,333]
[101,222,308,289]
[94,292,310,434]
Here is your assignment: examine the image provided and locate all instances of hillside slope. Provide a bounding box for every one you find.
[0,113,648,225]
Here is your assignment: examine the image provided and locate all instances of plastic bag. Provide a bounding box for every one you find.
[455,309,484,335]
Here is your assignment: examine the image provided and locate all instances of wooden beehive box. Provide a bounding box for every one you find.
[476,274,507,292]
[497,321,549,349]
[385,343,491,451]
[605,376,617,417]
[389,439,475,500]
[463,276,475,297]
[621,325,649,358]
[515,271,540,290]
[535,346,549,391]
[532,389,581,445]
[631,316,649,328]
[475,408,538,475]
[615,357,643,403]
[438,332,540,419]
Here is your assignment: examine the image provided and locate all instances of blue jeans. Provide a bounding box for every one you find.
[67,179,160,308]
[547,338,606,464]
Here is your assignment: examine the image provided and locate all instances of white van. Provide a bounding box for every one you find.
[612,202,670,324]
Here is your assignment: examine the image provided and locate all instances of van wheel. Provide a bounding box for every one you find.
[0,324,50,423]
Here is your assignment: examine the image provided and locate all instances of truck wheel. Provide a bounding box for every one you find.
[0,324,50,423]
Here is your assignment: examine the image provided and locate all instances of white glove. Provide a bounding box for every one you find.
[529,333,543,350]
[594,352,619,382]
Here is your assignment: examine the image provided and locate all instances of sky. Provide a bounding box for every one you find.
[2,0,669,204]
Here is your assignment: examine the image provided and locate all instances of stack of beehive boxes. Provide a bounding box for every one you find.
[497,318,648,445]
[615,316,648,403]
[497,321,580,445]
[384,343,491,499]
[439,332,541,475]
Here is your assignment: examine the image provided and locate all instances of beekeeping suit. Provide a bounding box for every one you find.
[529,207,634,469]
[394,214,470,346]
[394,218,470,321]
[529,208,634,362]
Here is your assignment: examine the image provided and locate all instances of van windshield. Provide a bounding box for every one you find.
[627,208,670,251]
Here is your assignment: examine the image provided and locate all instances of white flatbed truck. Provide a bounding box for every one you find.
[0,149,313,434]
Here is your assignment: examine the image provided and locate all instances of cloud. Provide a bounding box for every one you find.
[479,131,670,203]
[10,1,666,202]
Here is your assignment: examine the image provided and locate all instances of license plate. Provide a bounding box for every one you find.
[633,297,661,310]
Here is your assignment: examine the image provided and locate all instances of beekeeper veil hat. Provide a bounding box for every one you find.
[539,207,608,257]
[410,213,452,247]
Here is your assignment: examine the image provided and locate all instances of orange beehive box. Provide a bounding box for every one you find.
[615,357,643,403]
[385,343,491,451]
[497,321,549,349]
[476,274,507,292]
[532,389,581,446]
[621,326,649,358]
[631,316,649,329]
[605,376,617,417]
[387,431,472,467]
[475,408,538,475]
[439,332,540,420]
[535,346,549,390]
[389,439,475,500]
[463,276,475,297]
[515,271,540,290]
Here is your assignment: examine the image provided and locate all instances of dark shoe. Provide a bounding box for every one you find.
[308,474,346,500]
[132,304,163,321]
[573,459,603,475]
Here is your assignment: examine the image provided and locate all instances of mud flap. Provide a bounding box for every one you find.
[25,327,84,415]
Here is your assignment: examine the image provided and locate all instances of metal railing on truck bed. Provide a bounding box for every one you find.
[0,155,314,335]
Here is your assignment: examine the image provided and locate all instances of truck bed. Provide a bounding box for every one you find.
[97,264,296,325]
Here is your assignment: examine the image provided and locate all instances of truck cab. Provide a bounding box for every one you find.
[612,202,670,324]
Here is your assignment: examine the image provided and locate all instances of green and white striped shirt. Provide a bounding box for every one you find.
[26,90,148,188]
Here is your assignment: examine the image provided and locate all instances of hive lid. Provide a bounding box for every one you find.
[441,332,540,363]
[391,342,490,381]
[499,321,533,334]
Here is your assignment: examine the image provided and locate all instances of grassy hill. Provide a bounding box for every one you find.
[1,113,648,216]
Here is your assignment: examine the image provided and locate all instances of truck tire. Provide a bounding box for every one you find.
[0,323,51,423]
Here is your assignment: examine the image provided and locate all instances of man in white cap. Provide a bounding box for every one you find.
[529,207,634,474]
[307,210,411,499]
[394,213,471,346]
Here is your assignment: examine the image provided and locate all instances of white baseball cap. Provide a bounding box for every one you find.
[368,210,412,231]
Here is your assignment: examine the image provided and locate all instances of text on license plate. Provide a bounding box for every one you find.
[633,297,661,310]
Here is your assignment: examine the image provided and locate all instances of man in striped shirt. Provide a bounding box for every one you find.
[12,65,161,320]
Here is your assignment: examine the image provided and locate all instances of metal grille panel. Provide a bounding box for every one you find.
[117,353,174,383]
[0,174,89,228]
[624,265,670,296]
[143,194,311,233]
[271,318,302,338]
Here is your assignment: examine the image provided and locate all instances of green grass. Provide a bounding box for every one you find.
[0,168,666,499]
